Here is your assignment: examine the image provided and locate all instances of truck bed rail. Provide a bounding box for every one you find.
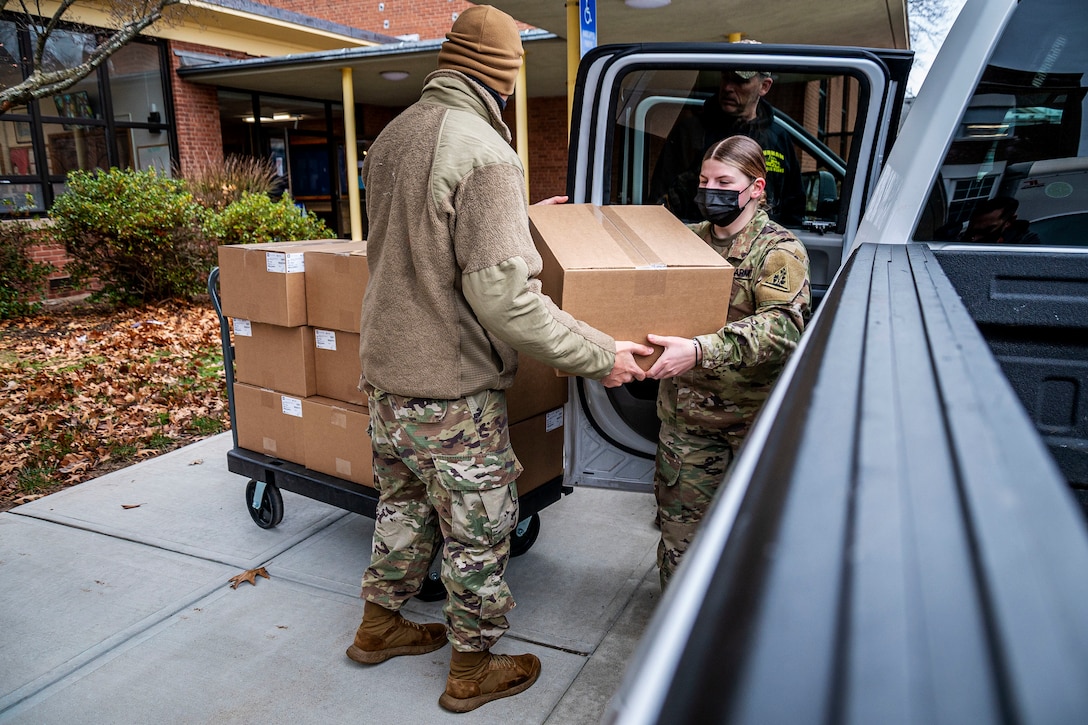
[606,243,1088,724]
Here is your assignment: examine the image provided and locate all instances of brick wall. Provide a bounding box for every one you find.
[169,41,251,175]
[271,0,529,41]
[522,96,569,201]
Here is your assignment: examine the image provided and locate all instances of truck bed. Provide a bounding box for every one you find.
[606,242,1088,723]
[935,249,1088,499]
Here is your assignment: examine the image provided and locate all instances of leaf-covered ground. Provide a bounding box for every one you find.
[0,298,229,512]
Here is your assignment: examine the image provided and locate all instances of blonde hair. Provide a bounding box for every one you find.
[702,135,767,207]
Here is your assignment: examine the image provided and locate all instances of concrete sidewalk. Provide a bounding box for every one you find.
[0,432,660,724]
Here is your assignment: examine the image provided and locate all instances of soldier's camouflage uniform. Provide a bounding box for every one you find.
[655,208,810,587]
[361,385,522,651]
[356,70,615,657]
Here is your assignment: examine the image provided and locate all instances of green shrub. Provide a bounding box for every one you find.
[202,191,334,246]
[50,168,213,305]
[0,214,55,319]
[182,154,281,212]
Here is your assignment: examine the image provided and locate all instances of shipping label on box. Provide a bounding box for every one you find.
[314,329,365,405]
[510,408,564,496]
[233,382,306,465]
[305,242,368,333]
[233,320,317,398]
[528,204,734,369]
[302,396,373,487]
[217,239,355,327]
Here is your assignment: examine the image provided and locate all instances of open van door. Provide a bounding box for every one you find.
[564,43,912,492]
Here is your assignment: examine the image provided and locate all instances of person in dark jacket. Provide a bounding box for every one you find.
[650,69,806,227]
[962,196,1041,244]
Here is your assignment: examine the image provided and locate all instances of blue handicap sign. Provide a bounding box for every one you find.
[580,0,596,58]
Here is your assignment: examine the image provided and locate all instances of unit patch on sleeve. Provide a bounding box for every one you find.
[756,249,805,303]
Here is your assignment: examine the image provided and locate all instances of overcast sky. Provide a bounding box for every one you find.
[907,0,968,95]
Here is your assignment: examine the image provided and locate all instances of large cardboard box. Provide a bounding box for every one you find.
[233,382,306,465]
[510,407,565,496]
[313,329,364,405]
[305,242,369,333]
[506,353,568,425]
[233,320,317,398]
[217,240,350,327]
[528,204,734,368]
[302,396,373,487]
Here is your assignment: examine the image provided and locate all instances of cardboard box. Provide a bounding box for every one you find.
[510,407,565,496]
[305,242,368,333]
[528,204,734,368]
[506,353,568,425]
[313,329,364,405]
[302,396,373,487]
[217,240,351,327]
[233,382,306,465]
[233,320,317,397]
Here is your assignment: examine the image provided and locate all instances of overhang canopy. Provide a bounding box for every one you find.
[176,0,908,105]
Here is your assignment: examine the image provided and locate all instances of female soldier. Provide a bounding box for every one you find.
[646,135,811,587]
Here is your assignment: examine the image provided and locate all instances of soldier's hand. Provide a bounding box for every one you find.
[533,195,568,205]
[645,334,698,380]
[601,340,654,388]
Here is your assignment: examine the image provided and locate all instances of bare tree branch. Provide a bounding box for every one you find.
[0,0,183,114]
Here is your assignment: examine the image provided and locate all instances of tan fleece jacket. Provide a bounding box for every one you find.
[359,71,615,399]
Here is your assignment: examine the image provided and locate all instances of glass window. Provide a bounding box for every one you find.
[0,182,44,212]
[108,42,165,127]
[33,28,102,123]
[42,123,109,175]
[917,0,1088,246]
[606,67,860,231]
[1,119,36,175]
[1,19,22,89]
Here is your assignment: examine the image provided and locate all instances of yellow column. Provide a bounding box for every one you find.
[566,0,579,139]
[341,67,363,241]
[516,56,530,200]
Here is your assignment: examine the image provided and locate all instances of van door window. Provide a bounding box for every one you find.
[914,0,1088,246]
[606,67,862,234]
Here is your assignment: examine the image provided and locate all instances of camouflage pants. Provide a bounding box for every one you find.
[360,385,523,652]
[654,422,741,588]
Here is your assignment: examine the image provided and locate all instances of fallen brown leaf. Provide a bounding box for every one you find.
[1,299,230,513]
[229,566,270,589]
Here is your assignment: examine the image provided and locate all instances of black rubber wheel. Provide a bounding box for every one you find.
[510,514,541,557]
[245,479,283,529]
[415,568,446,602]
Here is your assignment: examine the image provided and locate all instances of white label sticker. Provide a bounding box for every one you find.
[265,252,286,273]
[545,407,564,432]
[285,252,306,273]
[281,396,303,417]
[315,329,338,350]
[233,319,252,337]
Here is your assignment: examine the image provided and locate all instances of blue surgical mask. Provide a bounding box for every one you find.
[694,182,753,227]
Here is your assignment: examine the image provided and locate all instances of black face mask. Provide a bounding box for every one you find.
[694,183,753,227]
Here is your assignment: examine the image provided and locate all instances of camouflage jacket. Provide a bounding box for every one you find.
[658,209,811,434]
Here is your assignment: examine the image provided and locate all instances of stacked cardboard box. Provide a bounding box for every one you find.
[219,238,569,495]
[528,204,735,370]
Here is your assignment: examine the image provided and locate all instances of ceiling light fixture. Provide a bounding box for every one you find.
[242,113,304,123]
[380,70,410,81]
[624,0,670,8]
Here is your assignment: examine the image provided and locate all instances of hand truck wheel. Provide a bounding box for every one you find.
[245,479,284,529]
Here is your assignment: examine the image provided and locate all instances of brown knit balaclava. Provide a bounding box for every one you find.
[437,5,523,96]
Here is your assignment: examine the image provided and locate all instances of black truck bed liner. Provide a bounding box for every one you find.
[615,243,1088,724]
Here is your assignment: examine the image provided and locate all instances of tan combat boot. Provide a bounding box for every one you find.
[345,600,447,664]
[438,649,541,713]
